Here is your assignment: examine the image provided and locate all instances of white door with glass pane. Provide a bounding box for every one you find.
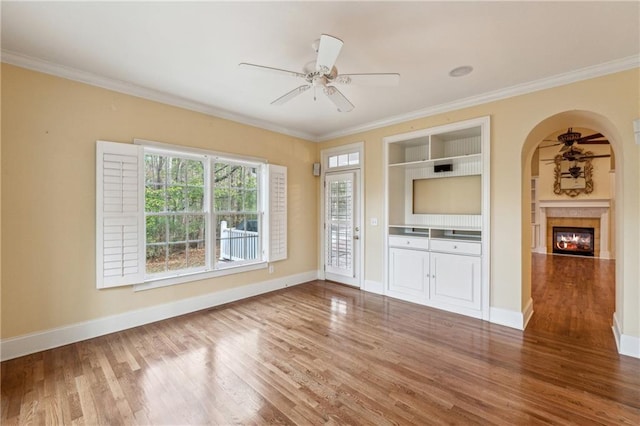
[325,170,360,286]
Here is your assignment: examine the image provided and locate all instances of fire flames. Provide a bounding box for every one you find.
[556,233,592,251]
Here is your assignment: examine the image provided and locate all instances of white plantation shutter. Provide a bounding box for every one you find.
[96,141,145,288]
[266,164,287,262]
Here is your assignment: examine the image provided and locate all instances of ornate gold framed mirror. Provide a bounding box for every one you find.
[553,148,593,197]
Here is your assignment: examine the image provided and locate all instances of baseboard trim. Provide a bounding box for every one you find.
[0,270,318,361]
[363,280,384,295]
[612,313,640,359]
[489,298,533,330]
[522,298,534,329]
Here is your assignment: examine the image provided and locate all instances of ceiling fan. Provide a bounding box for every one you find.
[543,146,611,163]
[540,128,611,164]
[539,127,609,152]
[562,163,584,179]
[239,34,400,112]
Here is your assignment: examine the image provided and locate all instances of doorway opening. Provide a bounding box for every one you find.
[524,115,618,351]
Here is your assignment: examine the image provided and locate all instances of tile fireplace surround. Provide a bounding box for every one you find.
[536,199,611,259]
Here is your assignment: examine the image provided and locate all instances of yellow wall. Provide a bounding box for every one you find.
[2,63,639,346]
[1,64,318,338]
[319,68,640,338]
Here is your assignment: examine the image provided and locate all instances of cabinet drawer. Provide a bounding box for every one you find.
[389,236,429,250]
[430,239,481,255]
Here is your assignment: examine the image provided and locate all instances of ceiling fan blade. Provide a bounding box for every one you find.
[334,73,400,86]
[271,85,311,106]
[579,140,609,145]
[316,34,343,73]
[324,86,354,112]
[239,63,305,79]
[578,133,604,142]
[579,154,612,160]
[538,142,563,149]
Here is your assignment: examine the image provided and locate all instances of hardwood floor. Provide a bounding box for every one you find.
[528,253,618,351]
[3,270,639,424]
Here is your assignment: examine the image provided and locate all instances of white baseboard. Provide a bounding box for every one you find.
[489,298,533,330]
[363,279,384,295]
[0,270,318,362]
[612,313,640,359]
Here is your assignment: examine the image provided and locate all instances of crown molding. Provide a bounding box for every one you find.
[3,50,637,143]
[1,50,318,142]
[317,55,640,141]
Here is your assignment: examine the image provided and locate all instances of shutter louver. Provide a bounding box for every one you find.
[96,141,145,288]
[267,164,287,262]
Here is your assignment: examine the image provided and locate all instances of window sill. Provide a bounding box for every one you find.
[133,262,267,292]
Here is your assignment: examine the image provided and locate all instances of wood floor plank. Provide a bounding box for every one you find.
[2,255,639,424]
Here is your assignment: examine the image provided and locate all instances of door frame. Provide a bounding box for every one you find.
[319,142,364,288]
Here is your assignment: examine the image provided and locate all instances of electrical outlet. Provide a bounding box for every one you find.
[268,265,274,274]
[370,218,378,226]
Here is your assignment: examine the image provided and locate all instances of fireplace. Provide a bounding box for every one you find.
[552,226,595,257]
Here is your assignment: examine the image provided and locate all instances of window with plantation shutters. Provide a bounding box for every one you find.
[96,140,287,290]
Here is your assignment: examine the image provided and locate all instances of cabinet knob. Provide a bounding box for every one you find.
[453,245,458,249]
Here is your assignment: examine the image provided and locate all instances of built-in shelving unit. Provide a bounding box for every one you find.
[531,176,540,249]
[382,116,490,320]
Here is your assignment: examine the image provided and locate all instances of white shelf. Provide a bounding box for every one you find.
[388,153,481,169]
[389,223,481,232]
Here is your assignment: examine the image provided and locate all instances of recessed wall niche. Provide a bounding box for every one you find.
[413,175,481,215]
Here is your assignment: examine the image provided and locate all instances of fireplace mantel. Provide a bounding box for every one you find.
[535,199,611,259]
[539,199,610,208]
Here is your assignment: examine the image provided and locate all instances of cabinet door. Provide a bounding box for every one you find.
[388,248,429,300]
[429,252,481,310]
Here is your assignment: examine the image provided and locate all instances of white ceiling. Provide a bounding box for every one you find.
[2,1,639,141]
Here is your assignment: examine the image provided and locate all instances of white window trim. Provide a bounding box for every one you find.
[134,262,267,292]
[97,139,286,292]
[134,139,266,165]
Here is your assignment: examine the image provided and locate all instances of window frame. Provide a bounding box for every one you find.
[211,158,263,269]
[142,148,211,281]
[96,139,287,291]
[134,140,269,291]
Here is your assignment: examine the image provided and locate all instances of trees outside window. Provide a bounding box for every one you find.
[144,153,261,277]
[145,154,206,275]
[213,162,260,265]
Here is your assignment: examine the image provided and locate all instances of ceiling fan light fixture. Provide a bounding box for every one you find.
[449,65,473,77]
[242,33,399,111]
[558,127,582,143]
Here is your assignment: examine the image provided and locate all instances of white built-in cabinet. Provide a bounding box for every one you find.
[388,246,429,298]
[383,116,490,320]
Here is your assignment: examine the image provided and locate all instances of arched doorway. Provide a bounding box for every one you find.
[521,111,623,350]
